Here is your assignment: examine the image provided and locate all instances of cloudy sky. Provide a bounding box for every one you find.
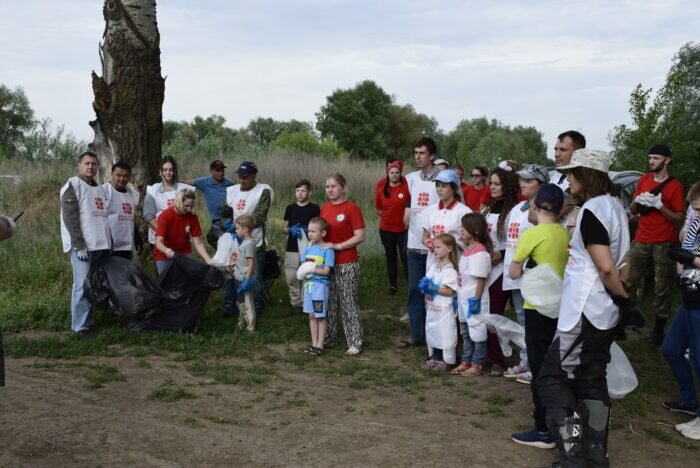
[1,0,698,153]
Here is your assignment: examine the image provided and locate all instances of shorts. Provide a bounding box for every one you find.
[303,281,329,318]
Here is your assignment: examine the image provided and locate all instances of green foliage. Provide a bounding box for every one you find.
[247,117,313,146]
[442,117,549,169]
[0,84,34,158]
[316,80,393,159]
[162,114,252,159]
[273,129,343,156]
[610,42,700,185]
[386,103,442,159]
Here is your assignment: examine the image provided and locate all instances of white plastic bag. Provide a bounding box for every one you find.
[473,313,525,357]
[521,263,563,318]
[607,342,638,399]
[210,233,238,277]
[296,261,317,281]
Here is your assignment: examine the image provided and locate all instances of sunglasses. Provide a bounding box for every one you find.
[470,174,482,178]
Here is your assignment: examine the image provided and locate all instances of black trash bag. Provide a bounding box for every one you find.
[127,255,224,332]
[85,255,164,320]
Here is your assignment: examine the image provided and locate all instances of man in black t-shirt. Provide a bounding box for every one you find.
[282,180,320,314]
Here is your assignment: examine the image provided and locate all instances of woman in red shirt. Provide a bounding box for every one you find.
[154,189,212,274]
[321,173,366,356]
[375,159,410,296]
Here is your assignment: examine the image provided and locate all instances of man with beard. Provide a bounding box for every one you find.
[626,144,684,346]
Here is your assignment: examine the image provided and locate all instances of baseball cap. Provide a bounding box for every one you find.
[534,183,564,212]
[435,169,460,186]
[516,164,549,184]
[235,161,258,176]
[210,159,227,170]
[434,158,450,167]
[557,149,611,173]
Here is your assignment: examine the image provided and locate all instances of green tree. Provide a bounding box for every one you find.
[610,42,700,185]
[386,103,442,159]
[273,129,343,157]
[316,80,392,159]
[0,85,35,158]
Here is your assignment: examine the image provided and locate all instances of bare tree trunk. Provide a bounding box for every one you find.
[90,0,164,192]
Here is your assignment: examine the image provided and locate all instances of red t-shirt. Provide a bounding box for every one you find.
[320,200,365,264]
[375,178,410,232]
[633,172,684,243]
[464,184,488,212]
[154,206,203,260]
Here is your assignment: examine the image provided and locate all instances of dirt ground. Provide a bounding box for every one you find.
[0,343,693,468]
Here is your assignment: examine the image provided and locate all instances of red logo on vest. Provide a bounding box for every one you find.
[508,222,520,240]
[417,192,430,207]
[236,199,246,211]
[432,224,446,236]
[122,202,133,215]
[94,197,104,210]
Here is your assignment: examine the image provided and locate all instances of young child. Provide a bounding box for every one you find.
[419,233,459,371]
[283,180,321,314]
[232,214,257,332]
[300,217,335,356]
[452,212,492,377]
[508,184,570,448]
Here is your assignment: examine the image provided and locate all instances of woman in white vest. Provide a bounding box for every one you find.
[420,169,471,269]
[536,149,633,467]
[481,166,520,376]
[502,164,550,381]
[143,155,194,251]
[60,151,111,338]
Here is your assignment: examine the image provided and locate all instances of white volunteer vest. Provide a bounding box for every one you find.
[60,176,111,253]
[425,262,458,350]
[457,249,491,342]
[421,201,471,270]
[558,195,630,332]
[550,169,570,192]
[502,201,533,291]
[103,183,140,251]
[226,183,274,248]
[406,171,439,250]
[146,182,194,243]
[484,209,506,285]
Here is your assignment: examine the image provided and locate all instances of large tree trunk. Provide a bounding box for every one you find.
[90,0,164,192]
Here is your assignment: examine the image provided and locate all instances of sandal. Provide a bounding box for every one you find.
[451,361,472,375]
[309,347,324,356]
[461,364,484,377]
[345,346,361,356]
[489,364,505,377]
[303,346,316,354]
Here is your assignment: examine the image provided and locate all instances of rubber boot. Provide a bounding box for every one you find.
[648,317,666,347]
[546,407,587,468]
[582,399,610,468]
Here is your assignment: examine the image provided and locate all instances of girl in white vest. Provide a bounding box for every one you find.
[502,163,550,381]
[143,155,194,247]
[420,170,471,271]
[536,149,633,467]
[420,233,459,371]
[481,166,520,377]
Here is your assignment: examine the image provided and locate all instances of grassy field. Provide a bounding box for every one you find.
[0,152,698,464]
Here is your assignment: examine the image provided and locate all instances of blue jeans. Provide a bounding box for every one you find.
[223,278,239,316]
[70,249,107,332]
[511,289,529,366]
[253,247,265,312]
[407,250,427,342]
[460,322,486,365]
[662,303,700,415]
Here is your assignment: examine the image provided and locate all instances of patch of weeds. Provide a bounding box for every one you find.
[280,421,291,427]
[265,399,309,412]
[484,394,514,406]
[417,395,426,402]
[345,406,356,413]
[206,416,234,425]
[480,406,506,418]
[28,361,126,389]
[271,389,284,397]
[148,378,197,402]
[619,390,646,417]
[644,427,672,444]
[207,391,221,397]
[173,352,198,362]
[453,387,478,399]
[250,395,266,403]
[135,359,151,368]
[164,363,179,369]
[470,421,485,430]
[184,417,204,428]
[415,405,428,414]
[345,396,358,402]
[186,361,275,387]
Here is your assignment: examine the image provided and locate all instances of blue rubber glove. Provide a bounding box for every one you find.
[452,296,458,312]
[417,276,430,295]
[234,234,244,245]
[223,219,235,234]
[418,277,440,298]
[288,223,302,239]
[76,248,88,262]
[237,276,255,294]
[466,297,481,319]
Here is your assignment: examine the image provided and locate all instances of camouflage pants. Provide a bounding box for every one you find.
[623,240,676,320]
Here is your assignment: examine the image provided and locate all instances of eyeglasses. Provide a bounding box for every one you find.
[471,174,482,178]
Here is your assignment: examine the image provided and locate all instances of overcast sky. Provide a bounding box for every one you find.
[1,0,698,154]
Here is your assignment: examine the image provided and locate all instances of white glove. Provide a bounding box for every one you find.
[651,193,663,210]
[635,192,654,207]
[76,248,89,262]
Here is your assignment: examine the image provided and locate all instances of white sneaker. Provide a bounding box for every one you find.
[399,312,410,323]
[676,416,700,433]
[681,423,700,440]
[516,371,532,385]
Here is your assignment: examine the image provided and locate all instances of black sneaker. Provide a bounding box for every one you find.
[662,400,699,416]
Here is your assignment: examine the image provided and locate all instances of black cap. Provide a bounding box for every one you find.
[648,144,672,158]
[210,159,227,170]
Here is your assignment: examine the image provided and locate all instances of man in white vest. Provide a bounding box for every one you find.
[103,162,141,260]
[549,130,586,228]
[60,151,111,339]
[225,161,274,315]
[398,137,440,349]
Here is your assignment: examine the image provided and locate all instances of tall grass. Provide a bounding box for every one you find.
[0,150,400,331]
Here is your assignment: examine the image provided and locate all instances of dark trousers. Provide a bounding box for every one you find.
[486,274,509,366]
[525,308,558,431]
[379,229,408,289]
[111,250,132,260]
